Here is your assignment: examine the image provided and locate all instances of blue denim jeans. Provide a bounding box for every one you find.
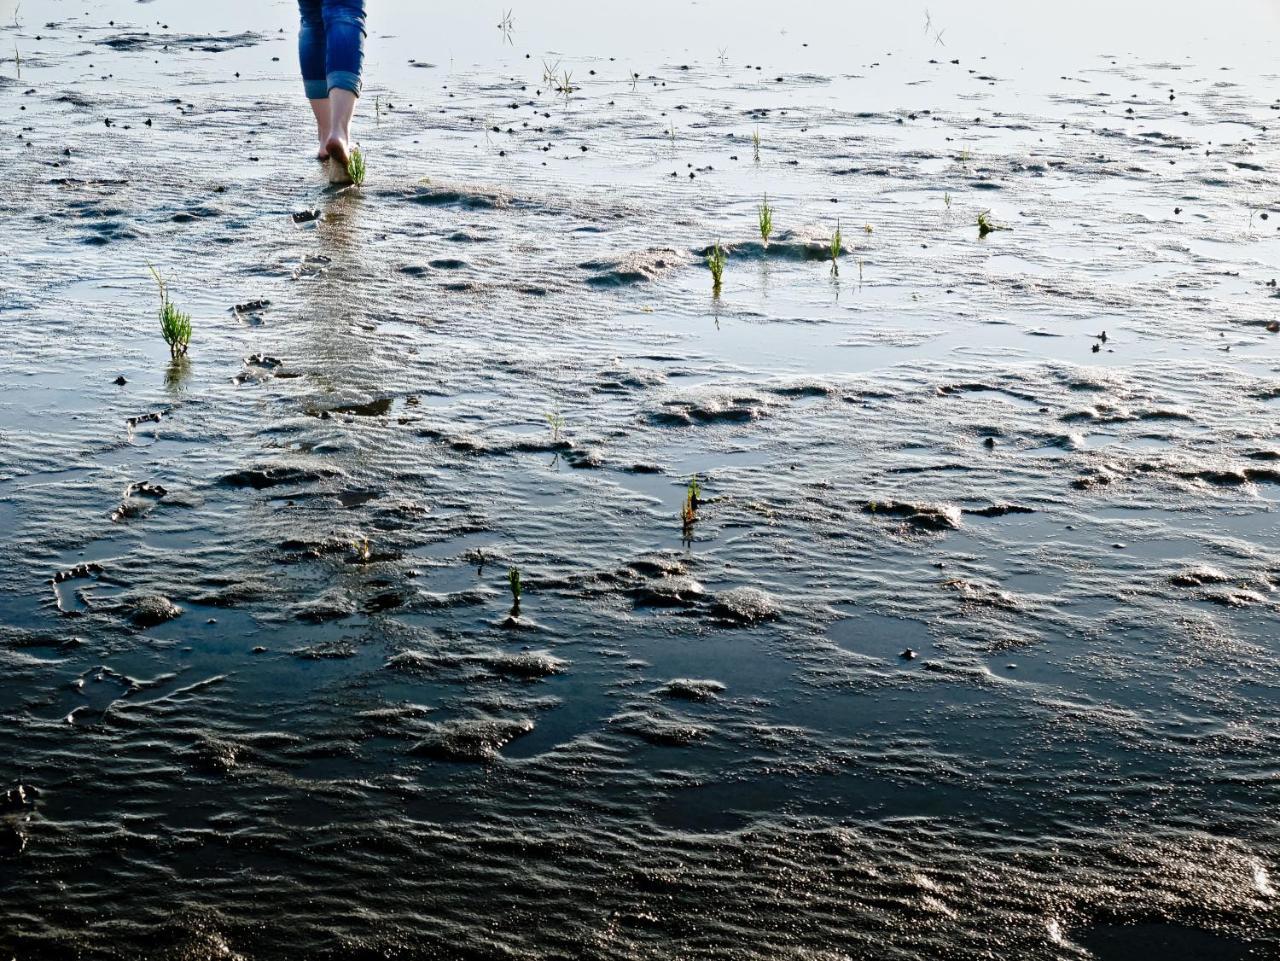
[298,0,366,100]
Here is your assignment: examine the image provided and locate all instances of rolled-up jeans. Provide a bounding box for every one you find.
[298,0,366,99]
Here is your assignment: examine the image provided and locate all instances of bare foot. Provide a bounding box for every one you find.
[324,134,350,168]
[324,134,352,184]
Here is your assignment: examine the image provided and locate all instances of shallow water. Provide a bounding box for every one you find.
[2,0,1280,958]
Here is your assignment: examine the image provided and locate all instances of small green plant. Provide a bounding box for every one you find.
[977,209,1008,238]
[752,126,761,164]
[944,191,952,210]
[149,266,192,360]
[829,220,843,275]
[557,69,575,96]
[681,475,702,537]
[758,194,774,248]
[347,147,366,187]
[542,59,562,88]
[508,566,522,609]
[545,410,566,443]
[707,242,727,295]
[687,474,703,506]
[13,45,19,80]
[498,9,514,43]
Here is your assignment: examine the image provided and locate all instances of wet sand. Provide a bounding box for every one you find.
[2,0,1280,958]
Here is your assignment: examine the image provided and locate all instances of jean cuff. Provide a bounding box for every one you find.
[327,70,362,97]
[303,78,329,100]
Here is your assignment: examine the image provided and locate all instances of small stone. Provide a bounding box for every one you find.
[113,375,128,386]
[900,648,919,660]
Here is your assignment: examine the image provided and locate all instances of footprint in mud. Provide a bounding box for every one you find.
[650,391,774,427]
[64,666,134,723]
[109,481,168,523]
[51,564,105,615]
[234,354,289,385]
[232,300,271,324]
[221,464,344,490]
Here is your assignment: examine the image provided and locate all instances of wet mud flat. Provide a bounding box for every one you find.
[2,0,1280,958]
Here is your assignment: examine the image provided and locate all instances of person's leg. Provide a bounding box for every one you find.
[298,0,331,159]
[320,0,366,168]
[325,89,358,167]
[308,99,331,159]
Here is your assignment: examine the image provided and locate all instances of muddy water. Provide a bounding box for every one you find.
[3,0,1280,957]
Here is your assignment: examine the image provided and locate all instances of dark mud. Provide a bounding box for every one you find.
[2,1,1280,959]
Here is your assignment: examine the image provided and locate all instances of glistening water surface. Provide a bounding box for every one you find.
[2,0,1280,958]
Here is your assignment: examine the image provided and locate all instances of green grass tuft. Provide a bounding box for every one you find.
[681,475,702,538]
[508,567,522,608]
[148,266,191,359]
[758,195,774,248]
[829,221,842,275]
[347,147,366,187]
[706,242,727,295]
[545,410,566,443]
[977,209,1008,238]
